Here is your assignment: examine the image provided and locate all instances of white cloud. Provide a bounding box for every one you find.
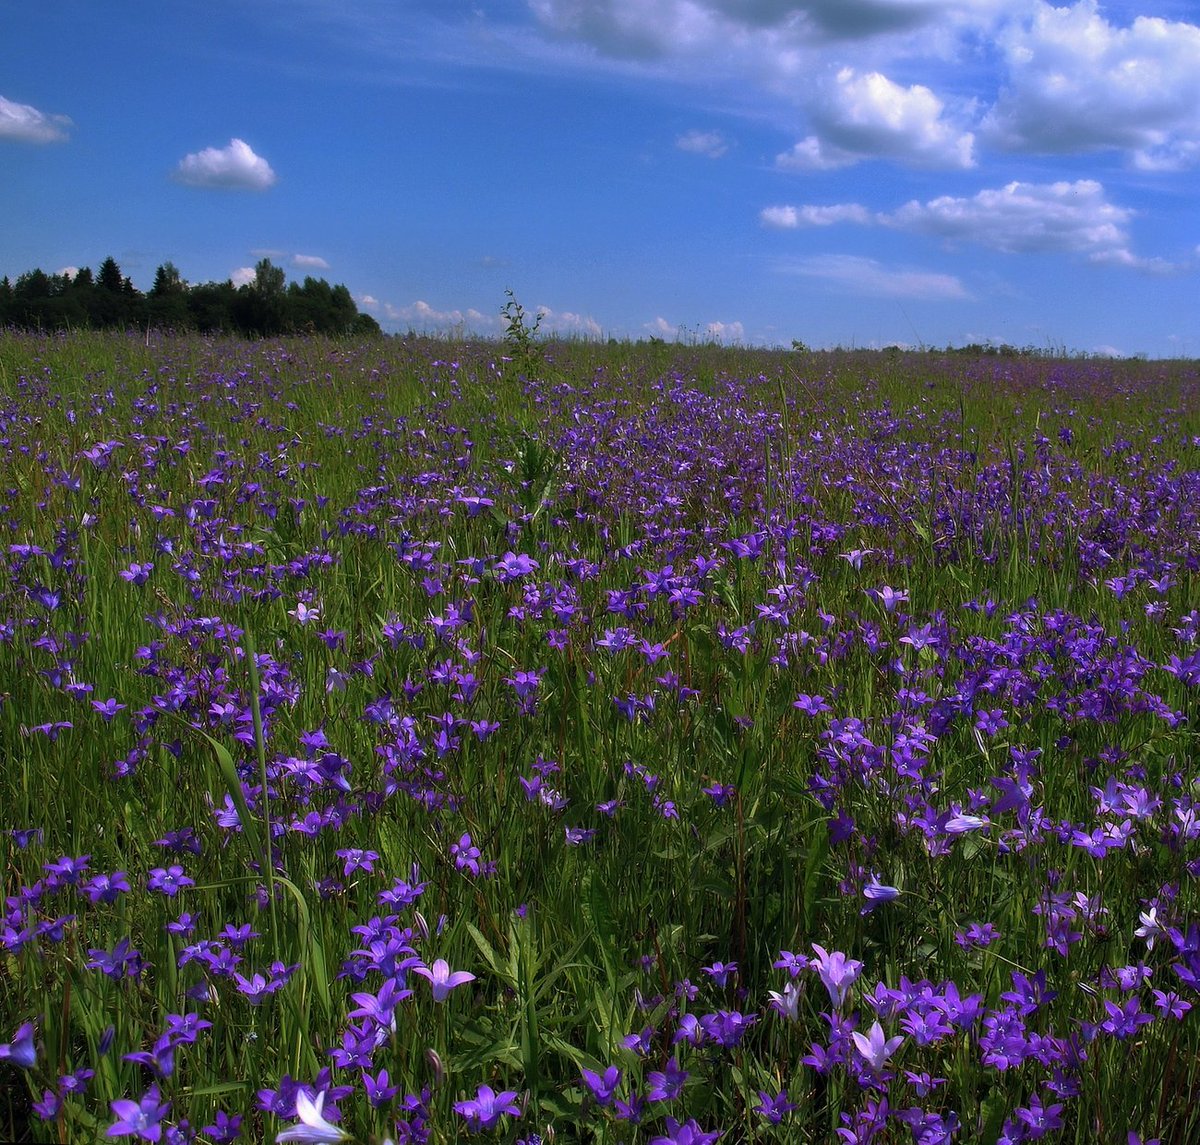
[775,136,860,172]
[782,254,971,300]
[358,294,380,309]
[640,315,744,341]
[292,254,331,270]
[378,299,602,337]
[384,300,501,333]
[231,267,257,287]
[533,305,604,338]
[644,316,679,339]
[0,95,72,143]
[888,180,1184,271]
[174,138,277,190]
[705,319,745,342]
[764,180,1181,271]
[888,180,1131,256]
[527,2,985,171]
[986,0,1200,167]
[789,67,976,170]
[528,0,990,58]
[760,202,873,227]
[676,128,729,157]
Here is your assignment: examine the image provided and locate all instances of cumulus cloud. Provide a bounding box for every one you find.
[641,315,744,341]
[644,316,679,339]
[986,0,1200,168]
[533,305,605,338]
[0,95,71,143]
[775,136,860,172]
[291,254,331,270]
[782,67,975,170]
[760,202,873,227]
[763,180,1180,271]
[230,267,257,287]
[377,299,602,337]
[782,254,971,300]
[676,129,729,157]
[705,319,745,342]
[384,300,499,332]
[528,0,972,58]
[174,138,277,190]
[886,180,1134,257]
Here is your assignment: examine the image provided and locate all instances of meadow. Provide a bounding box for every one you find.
[2,329,1200,1144]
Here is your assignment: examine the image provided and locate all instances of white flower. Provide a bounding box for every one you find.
[1135,906,1163,951]
[275,1091,349,1143]
[288,601,320,625]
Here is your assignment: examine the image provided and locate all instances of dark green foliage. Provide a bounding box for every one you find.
[0,255,381,337]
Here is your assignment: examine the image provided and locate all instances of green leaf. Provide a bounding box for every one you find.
[978,1089,1009,1143]
[466,921,515,989]
[197,728,265,871]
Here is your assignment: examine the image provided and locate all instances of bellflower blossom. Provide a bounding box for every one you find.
[412,958,475,1002]
[275,1091,348,1143]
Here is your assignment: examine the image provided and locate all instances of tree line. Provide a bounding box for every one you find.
[0,256,382,337]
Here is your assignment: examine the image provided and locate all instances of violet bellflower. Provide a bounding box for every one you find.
[412,958,475,1002]
[107,1085,170,1141]
[453,1084,521,1133]
[810,944,862,1009]
[649,1117,723,1145]
[0,1022,36,1069]
[275,1090,349,1143]
[580,1064,622,1106]
[851,1021,904,1072]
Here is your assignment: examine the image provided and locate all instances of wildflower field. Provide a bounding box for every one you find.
[3,331,1200,1144]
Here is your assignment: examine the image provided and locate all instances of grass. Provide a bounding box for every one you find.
[1,329,1200,1143]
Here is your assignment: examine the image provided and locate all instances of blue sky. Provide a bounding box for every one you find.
[3,0,1198,355]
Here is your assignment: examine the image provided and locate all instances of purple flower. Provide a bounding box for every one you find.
[275,1090,348,1143]
[147,866,194,897]
[119,562,154,586]
[622,1026,653,1056]
[450,834,481,878]
[336,848,379,876]
[107,1085,170,1140]
[851,1021,904,1071]
[363,1068,399,1108]
[768,979,802,1021]
[91,698,128,721]
[201,1110,243,1144]
[755,1089,797,1125]
[1099,997,1154,1039]
[861,876,900,914]
[494,551,539,581]
[87,938,145,981]
[412,958,475,1002]
[794,693,831,716]
[123,1037,175,1080]
[649,1117,722,1145]
[82,871,131,905]
[0,1022,36,1069]
[646,1057,689,1102]
[581,1065,621,1106]
[701,961,737,988]
[453,1084,521,1133]
[1014,1092,1065,1138]
[810,944,862,1008]
[44,853,90,884]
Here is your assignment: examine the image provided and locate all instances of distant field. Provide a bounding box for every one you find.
[2,331,1200,1144]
